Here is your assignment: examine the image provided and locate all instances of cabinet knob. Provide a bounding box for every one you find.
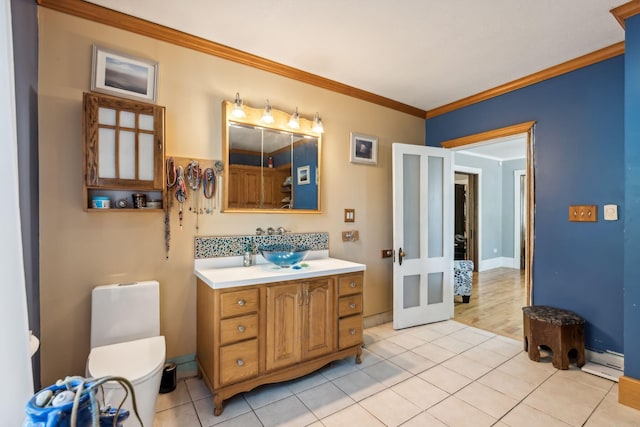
[237,325,245,333]
[236,358,245,367]
[349,303,356,309]
[349,328,356,335]
[237,299,246,306]
[349,282,357,288]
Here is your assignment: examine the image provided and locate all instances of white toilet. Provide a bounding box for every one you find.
[87,281,166,427]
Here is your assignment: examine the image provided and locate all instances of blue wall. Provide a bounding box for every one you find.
[624,15,640,379]
[427,57,625,353]
[292,139,318,209]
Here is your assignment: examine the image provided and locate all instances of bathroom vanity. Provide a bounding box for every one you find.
[195,256,365,415]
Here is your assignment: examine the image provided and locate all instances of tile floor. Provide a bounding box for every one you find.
[153,321,640,426]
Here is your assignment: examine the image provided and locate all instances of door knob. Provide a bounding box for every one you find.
[398,248,406,265]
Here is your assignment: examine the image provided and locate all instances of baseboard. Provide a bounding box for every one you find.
[619,376,640,410]
[479,257,520,272]
[363,311,393,328]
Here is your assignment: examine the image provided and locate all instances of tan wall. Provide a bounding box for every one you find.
[37,8,425,385]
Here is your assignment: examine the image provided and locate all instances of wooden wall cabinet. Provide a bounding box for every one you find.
[82,92,165,211]
[197,272,363,416]
[228,164,290,209]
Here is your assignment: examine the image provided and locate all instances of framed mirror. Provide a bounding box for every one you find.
[222,100,322,213]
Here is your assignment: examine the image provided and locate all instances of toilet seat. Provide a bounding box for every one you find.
[87,336,166,385]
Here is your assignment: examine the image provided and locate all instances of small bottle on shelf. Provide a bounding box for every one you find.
[268,157,273,168]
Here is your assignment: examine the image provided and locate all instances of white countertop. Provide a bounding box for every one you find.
[195,255,366,289]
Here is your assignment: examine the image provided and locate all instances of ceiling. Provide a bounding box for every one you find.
[84,0,625,113]
[456,135,526,161]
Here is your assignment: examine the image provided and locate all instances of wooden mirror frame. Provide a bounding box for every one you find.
[222,100,322,213]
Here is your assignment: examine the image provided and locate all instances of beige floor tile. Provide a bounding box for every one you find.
[322,356,362,380]
[362,360,413,387]
[155,380,192,412]
[585,385,640,426]
[153,402,200,427]
[419,364,473,394]
[424,320,468,335]
[554,366,615,392]
[478,336,523,357]
[211,411,262,427]
[243,381,293,410]
[360,389,422,426]
[365,323,398,339]
[411,342,456,363]
[254,395,317,427]
[320,403,386,427]
[461,345,511,368]
[449,328,494,345]
[332,369,386,402]
[400,411,448,426]
[495,354,555,386]
[404,325,445,342]
[454,381,519,419]
[431,335,476,354]
[388,350,436,375]
[523,374,608,426]
[185,377,211,401]
[391,376,449,410]
[357,348,385,369]
[464,326,497,338]
[296,381,355,419]
[476,368,538,400]
[193,394,251,426]
[500,403,572,427]
[441,354,493,380]
[386,332,428,349]
[427,395,497,427]
[286,370,329,394]
[366,339,408,359]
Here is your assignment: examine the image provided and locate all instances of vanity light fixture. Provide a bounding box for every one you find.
[231,92,246,118]
[262,100,275,124]
[312,112,324,133]
[288,107,300,129]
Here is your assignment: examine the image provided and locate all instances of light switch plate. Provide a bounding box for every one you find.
[344,209,355,222]
[569,205,597,222]
[604,204,618,221]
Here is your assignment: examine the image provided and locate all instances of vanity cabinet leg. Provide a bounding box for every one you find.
[355,346,362,364]
[213,393,224,416]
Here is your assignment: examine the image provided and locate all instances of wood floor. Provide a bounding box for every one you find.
[453,267,526,341]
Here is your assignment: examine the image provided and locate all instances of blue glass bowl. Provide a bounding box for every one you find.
[259,244,310,267]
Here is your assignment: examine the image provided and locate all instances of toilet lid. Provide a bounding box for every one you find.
[88,336,165,384]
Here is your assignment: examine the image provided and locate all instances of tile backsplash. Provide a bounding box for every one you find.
[194,232,329,259]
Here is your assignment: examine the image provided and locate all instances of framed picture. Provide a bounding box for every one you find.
[91,45,158,103]
[297,165,310,185]
[350,132,378,165]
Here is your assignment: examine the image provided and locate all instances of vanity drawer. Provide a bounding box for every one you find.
[338,315,363,349]
[219,339,259,385]
[219,288,259,318]
[338,274,363,296]
[220,314,258,345]
[338,294,363,317]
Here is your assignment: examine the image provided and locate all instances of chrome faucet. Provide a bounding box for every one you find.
[276,227,289,235]
[267,227,275,235]
[256,227,265,236]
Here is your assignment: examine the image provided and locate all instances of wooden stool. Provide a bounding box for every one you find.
[522,305,585,370]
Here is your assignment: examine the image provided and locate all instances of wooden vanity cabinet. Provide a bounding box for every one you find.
[196,271,363,416]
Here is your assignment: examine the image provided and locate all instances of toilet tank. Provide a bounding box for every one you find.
[91,280,160,349]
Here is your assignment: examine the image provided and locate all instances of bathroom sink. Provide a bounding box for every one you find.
[258,244,310,267]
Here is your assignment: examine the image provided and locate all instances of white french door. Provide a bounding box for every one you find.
[392,143,454,329]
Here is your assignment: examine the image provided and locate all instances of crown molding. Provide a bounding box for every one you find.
[36,0,426,118]
[440,121,535,149]
[611,1,640,29]
[426,42,625,119]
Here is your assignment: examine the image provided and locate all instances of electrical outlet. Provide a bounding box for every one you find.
[568,205,597,222]
[381,249,393,258]
[604,204,618,221]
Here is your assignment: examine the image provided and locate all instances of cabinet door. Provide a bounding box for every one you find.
[303,279,335,360]
[265,283,302,371]
[83,92,164,190]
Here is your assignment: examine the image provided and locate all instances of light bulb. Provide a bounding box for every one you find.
[312,112,324,133]
[262,100,274,124]
[288,107,300,129]
[232,92,246,118]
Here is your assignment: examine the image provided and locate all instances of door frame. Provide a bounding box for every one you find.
[453,166,481,271]
[440,121,535,305]
[514,169,526,270]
